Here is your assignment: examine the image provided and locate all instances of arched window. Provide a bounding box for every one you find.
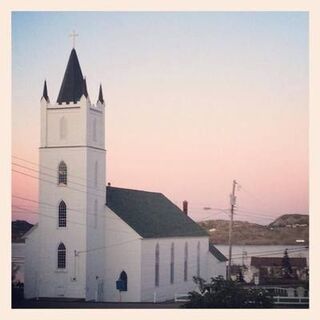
[60,116,67,139]
[155,243,160,287]
[57,242,66,269]
[170,243,175,284]
[94,199,98,228]
[197,241,201,277]
[119,271,128,291]
[93,118,97,142]
[184,242,188,281]
[94,161,98,188]
[58,201,67,227]
[58,161,67,185]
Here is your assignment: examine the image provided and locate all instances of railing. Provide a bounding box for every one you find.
[273,296,309,305]
[174,293,190,302]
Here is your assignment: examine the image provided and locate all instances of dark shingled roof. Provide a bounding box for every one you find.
[251,256,307,268]
[209,243,228,262]
[57,48,87,104]
[106,186,208,238]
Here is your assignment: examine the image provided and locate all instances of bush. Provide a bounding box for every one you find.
[183,276,274,308]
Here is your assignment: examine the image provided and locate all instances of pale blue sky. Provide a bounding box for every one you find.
[12,12,308,224]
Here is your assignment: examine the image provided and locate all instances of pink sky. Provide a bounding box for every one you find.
[12,12,308,225]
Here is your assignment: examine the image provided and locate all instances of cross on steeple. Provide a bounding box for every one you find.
[69,30,79,48]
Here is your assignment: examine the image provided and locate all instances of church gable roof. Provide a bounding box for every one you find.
[57,48,87,104]
[209,242,228,262]
[106,186,208,238]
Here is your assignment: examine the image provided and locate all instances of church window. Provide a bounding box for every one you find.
[58,161,67,185]
[60,116,67,139]
[94,199,98,228]
[197,241,200,277]
[184,242,188,281]
[93,118,97,142]
[94,161,98,188]
[57,242,66,269]
[155,243,160,287]
[58,201,67,227]
[119,271,128,291]
[170,243,174,284]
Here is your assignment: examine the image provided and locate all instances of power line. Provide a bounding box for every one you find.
[12,162,106,195]
[12,169,106,200]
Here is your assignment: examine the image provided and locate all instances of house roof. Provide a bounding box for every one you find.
[106,186,208,238]
[251,256,307,268]
[57,48,88,104]
[209,242,228,262]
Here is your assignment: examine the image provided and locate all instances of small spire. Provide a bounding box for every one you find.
[98,84,104,104]
[42,80,49,102]
[82,77,88,98]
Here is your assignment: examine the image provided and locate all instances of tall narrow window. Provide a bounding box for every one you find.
[94,161,98,188]
[170,243,175,284]
[93,118,97,142]
[94,199,98,228]
[155,243,160,287]
[197,241,201,277]
[58,161,67,185]
[57,242,66,269]
[60,117,67,139]
[184,242,188,281]
[58,201,67,227]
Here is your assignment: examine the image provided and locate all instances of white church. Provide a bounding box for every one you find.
[23,46,227,302]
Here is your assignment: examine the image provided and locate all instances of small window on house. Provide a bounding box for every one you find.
[58,161,67,185]
[57,242,66,269]
[58,200,67,227]
[170,242,175,284]
[93,118,97,142]
[184,242,188,281]
[197,241,200,277]
[155,243,160,287]
[60,117,67,140]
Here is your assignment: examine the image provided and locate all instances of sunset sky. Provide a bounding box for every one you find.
[12,11,308,224]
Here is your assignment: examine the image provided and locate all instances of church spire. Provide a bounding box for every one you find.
[57,48,86,104]
[98,84,104,104]
[82,77,88,98]
[42,80,49,102]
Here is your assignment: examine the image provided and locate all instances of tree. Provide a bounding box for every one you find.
[282,249,293,278]
[182,276,274,308]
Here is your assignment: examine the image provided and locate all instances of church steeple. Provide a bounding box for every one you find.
[98,84,104,104]
[42,80,49,102]
[57,48,87,104]
[82,77,88,98]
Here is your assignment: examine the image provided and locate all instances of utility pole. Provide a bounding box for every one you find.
[227,180,237,280]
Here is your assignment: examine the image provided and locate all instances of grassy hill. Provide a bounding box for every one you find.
[198,214,309,245]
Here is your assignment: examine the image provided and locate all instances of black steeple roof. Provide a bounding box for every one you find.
[82,77,88,98]
[98,84,104,104]
[42,80,49,102]
[57,48,87,104]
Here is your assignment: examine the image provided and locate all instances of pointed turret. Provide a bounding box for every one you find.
[42,80,50,102]
[82,77,88,98]
[97,84,104,104]
[57,48,87,104]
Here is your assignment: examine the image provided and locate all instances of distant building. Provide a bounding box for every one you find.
[250,256,308,284]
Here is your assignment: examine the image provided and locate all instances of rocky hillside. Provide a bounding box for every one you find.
[198,214,309,245]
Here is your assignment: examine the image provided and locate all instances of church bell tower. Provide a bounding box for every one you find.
[37,46,106,299]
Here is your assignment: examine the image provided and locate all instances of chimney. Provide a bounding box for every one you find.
[182,200,188,215]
